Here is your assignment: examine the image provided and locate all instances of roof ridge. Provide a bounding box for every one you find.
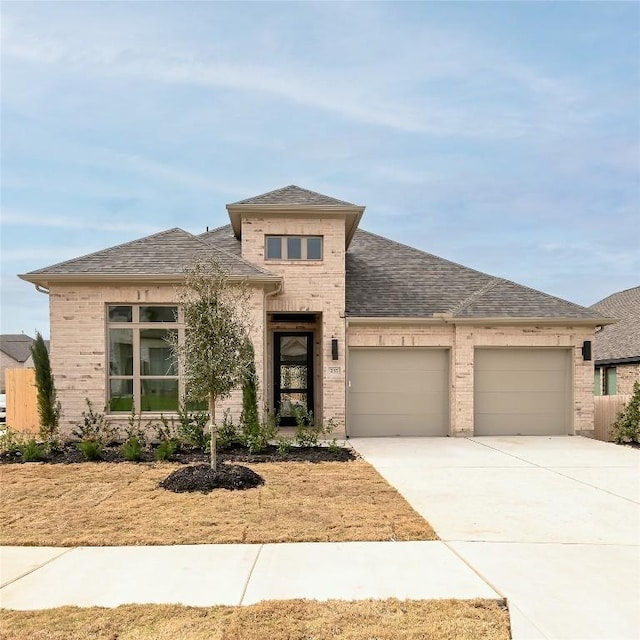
[25,227,188,275]
[230,184,357,207]
[450,278,503,315]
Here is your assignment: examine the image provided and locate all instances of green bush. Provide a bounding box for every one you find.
[77,438,102,461]
[244,411,278,454]
[276,436,293,454]
[611,380,640,444]
[73,399,117,446]
[154,439,178,461]
[121,435,143,462]
[176,403,210,451]
[0,426,25,455]
[19,439,46,462]
[77,439,103,461]
[217,410,241,450]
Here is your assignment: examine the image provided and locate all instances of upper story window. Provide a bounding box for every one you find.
[265,236,323,261]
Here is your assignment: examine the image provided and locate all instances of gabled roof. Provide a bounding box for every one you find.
[230,185,357,207]
[0,334,35,363]
[345,230,605,321]
[590,286,640,363]
[20,228,279,285]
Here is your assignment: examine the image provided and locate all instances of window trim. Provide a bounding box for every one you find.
[265,235,323,261]
[107,304,182,414]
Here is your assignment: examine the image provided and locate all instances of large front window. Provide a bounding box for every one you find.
[108,305,179,412]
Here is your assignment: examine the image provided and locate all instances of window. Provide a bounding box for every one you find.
[594,369,602,396]
[108,305,180,412]
[604,367,617,396]
[265,236,323,261]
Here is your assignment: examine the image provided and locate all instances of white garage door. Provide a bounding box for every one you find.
[474,348,572,436]
[348,348,449,437]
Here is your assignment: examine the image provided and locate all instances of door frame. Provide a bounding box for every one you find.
[273,331,315,426]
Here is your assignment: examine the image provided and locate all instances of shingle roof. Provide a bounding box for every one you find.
[230,185,357,207]
[590,287,640,362]
[201,226,602,321]
[0,334,35,363]
[345,230,603,320]
[21,228,275,280]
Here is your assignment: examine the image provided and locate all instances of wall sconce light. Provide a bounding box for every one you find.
[331,338,339,360]
[581,340,592,361]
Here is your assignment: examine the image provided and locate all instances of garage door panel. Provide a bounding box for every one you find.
[475,370,567,394]
[474,348,571,436]
[348,348,449,437]
[474,413,565,436]
[351,370,448,394]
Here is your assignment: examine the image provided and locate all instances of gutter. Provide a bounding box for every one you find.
[346,315,616,327]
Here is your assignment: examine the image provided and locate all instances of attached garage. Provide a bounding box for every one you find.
[474,348,572,436]
[347,348,449,437]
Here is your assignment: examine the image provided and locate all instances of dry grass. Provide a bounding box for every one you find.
[0,461,436,546]
[0,599,511,640]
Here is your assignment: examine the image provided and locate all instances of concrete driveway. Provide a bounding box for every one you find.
[350,436,640,640]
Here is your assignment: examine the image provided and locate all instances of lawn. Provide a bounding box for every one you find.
[0,599,511,640]
[0,460,437,546]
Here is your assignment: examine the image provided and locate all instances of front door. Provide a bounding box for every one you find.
[274,332,314,426]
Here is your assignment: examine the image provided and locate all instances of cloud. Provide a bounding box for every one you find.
[1,211,161,234]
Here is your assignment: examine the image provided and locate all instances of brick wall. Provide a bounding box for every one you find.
[49,283,266,437]
[241,215,347,430]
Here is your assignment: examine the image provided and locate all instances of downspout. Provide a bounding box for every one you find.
[35,284,50,295]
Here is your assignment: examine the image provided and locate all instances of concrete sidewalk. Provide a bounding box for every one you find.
[0,541,501,610]
[351,436,640,640]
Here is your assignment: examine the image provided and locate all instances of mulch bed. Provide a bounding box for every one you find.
[0,442,357,465]
[160,463,265,493]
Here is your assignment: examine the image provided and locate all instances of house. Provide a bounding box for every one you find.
[19,185,613,439]
[590,287,640,396]
[0,334,35,393]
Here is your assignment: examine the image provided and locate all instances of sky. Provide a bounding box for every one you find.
[1,1,639,338]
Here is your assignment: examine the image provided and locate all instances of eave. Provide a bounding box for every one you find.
[346,315,616,327]
[226,203,365,248]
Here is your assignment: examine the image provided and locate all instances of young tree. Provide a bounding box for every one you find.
[30,331,60,442]
[240,338,260,437]
[174,259,253,470]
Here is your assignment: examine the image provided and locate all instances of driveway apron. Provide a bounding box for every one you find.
[351,436,640,640]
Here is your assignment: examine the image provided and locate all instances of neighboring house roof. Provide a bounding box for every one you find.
[203,225,604,321]
[590,286,640,364]
[20,228,279,284]
[0,334,35,363]
[230,185,357,207]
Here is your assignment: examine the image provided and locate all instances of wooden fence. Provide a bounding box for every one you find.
[5,368,39,434]
[593,395,630,442]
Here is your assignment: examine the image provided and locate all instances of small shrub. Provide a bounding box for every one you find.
[611,380,640,444]
[19,438,46,462]
[154,438,178,461]
[293,408,324,447]
[0,426,26,455]
[125,409,149,449]
[217,410,241,450]
[276,436,293,454]
[177,403,210,451]
[121,435,143,462]
[244,411,278,454]
[77,438,102,461]
[155,414,181,449]
[327,438,341,454]
[73,399,117,446]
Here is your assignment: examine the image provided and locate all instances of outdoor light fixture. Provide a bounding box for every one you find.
[331,338,339,360]
[582,340,592,361]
